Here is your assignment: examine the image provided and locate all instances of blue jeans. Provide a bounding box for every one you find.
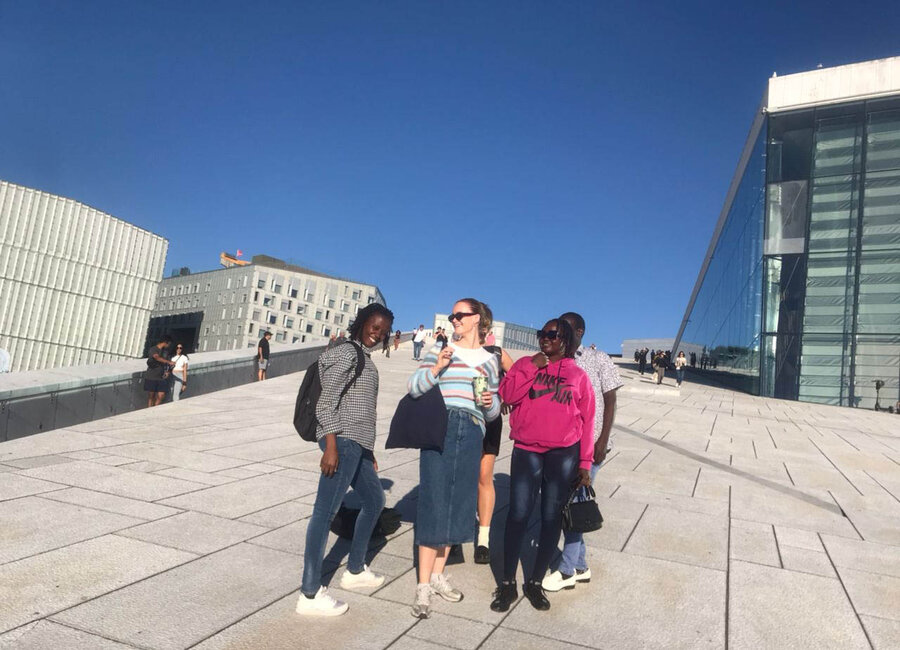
[413,341,423,359]
[558,460,602,575]
[416,409,483,547]
[676,368,685,385]
[302,436,385,595]
[503,442,580,583]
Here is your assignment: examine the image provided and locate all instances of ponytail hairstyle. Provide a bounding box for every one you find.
[458,298,491,343]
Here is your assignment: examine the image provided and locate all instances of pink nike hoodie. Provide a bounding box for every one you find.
[499,356,596,470]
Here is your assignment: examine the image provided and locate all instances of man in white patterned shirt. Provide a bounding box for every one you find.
[542,311,623,592]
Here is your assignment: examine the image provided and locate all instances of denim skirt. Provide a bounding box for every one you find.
[416,408,483,547]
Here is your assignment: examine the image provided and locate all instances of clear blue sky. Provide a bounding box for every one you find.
[2,1,898,351]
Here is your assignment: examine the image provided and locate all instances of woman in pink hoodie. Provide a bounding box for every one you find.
[490,317,595,612]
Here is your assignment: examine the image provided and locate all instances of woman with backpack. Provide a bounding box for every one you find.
[407,298,501,619]
[490,317,595,612]
[296,303,394,617]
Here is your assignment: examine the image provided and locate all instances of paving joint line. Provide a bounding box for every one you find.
[806,437,865,496]
[861,470,900,504]
[619,503,649,552]
[725,485,732,649]
[819,533,876,650]
[771,524,784,569]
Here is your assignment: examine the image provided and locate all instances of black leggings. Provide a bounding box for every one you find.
[503,442,579,583]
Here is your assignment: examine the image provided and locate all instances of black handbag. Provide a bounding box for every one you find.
[385,386,448,452]
[562,485,603,533]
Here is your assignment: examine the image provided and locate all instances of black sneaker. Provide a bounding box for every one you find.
[489,581,517,612]
[474,545,490,564]
[523,581,550,611]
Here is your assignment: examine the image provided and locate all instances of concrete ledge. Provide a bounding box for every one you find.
[0,333,414,441]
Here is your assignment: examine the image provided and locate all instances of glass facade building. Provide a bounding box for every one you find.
[675,58,900,409]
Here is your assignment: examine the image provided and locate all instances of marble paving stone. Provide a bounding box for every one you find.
[611,484,728,517]
[840,509,900,546]
[193,587,417,650]
[774,525,825,551]
[730,519,780,567]
[861,615,900,650]
[158,472,319,519]
[87,455,140,466]
[20,461,204,502]
[405,611,494,650]
[503,548,725,649]
[119,460,172,473]
[730,483,858,538]
[53,543,300,650]
[150,427,288,452]
[0,535,194,633]
[624,505,728,570]
[0,620,134,649]
[778,545,836,578]
[237,500,313,528]
[822,535,900,578]
[2,455,75,469]
[837,568,900,621]
[61,450,109,460]
[214,466,265,479]
[478,628,578,650]
[0,430,123,462]
[728,560,868,649]
[98,442,248,472]
[0,496,142,564]
[236,462,284,473]
[582,497,647,552]
[39,487,182,521]
[204,436,306,462]
[116,511,269,555]
[153,467,238,486]
[389,637,450,650]
[0,473,63,502]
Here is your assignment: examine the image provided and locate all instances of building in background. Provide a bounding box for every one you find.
[674,57,900,408]
[0,180,168,372]
[432,313,539,351]
[148,254,386,353]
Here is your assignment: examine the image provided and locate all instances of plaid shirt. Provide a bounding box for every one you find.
[316,341,379,450]
[574,346,623,446]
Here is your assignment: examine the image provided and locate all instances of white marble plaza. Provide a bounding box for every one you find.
[0,343,898,649]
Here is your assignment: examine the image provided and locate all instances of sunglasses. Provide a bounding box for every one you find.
[176,346,183,350]
[448,312,477,322]
[536,329,560,340]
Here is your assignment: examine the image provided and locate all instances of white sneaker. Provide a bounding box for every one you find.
[295,586,348,616]
[430,573,463,602]
[411,583,432,619]
[339,564,385,590]
[575,568,592,583]
[542,570,577,592]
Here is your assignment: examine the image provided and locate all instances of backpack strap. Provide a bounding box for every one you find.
[337,341,366,401]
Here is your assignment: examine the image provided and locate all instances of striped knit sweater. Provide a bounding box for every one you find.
[408,343,501,426]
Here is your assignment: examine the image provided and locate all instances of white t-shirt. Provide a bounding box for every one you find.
[413,330,427,343]
[172,355,189,373]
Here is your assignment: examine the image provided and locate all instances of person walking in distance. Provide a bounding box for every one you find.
[674,351,687,387]
[257,331,272,380]
[170,344,189,402]
[491,318,595,612]
[412,325,427,361]
[475,304,514,565]
[542,312,622,592]
[653,350,666,385]
[394,329,401,351]
[144,335,175,407]
[407,299,501,619]
[638,348,648,375]
[296,304,395,616]
[382,331,391,358]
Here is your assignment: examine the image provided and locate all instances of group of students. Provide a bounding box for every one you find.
[296,297,622,618]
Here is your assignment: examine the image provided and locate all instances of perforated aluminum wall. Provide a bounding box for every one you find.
[0,180,168,372]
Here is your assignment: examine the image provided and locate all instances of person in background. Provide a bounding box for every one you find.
[638,348,648,375]
[674,351,687,387]
[258,331,272,380]
[434,327,449,348]
[653,350,666,385]
[484,329,496,346]
[412,324,427,361]
[491,318,594,613]
[382,331,391,357]
[475,304,514,565]
[296,303,395,617]
[542,312,622,592]
[145,335,175,407]
[407,299,501,619]
[170,344,189,401]
[394,329,402,351]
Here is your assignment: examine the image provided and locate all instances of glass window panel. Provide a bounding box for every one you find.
[813,117,862,178]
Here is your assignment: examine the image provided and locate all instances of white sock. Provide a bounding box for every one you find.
[477,525,490,547]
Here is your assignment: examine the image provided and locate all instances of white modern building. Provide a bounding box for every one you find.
[0,180,168,372]
[148,254,386,353]
[432,313,539,351]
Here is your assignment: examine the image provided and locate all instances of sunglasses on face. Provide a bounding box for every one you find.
[536,330,560,340]
[448,312,477,322]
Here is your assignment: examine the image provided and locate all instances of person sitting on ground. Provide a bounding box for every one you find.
[295,303,394,617]
[491,318,595,613]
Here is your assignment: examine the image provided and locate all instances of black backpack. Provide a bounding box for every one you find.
[293,342,366,442]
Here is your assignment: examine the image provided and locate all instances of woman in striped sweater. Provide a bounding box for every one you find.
[407,298,501,619]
